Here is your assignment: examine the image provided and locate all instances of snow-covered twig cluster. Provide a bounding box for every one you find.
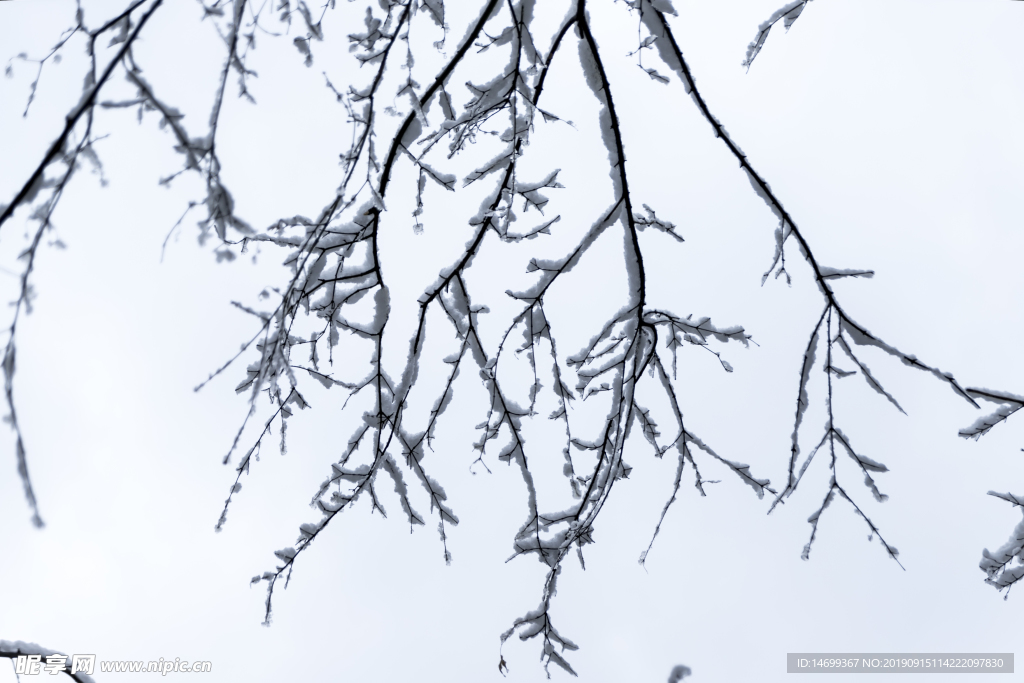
[0,0,164,529]
[965,390,1024,596]
[2,0,1021,676]
[740,0,811,70]
[635,2,1024,576]
[980,490,1024,596]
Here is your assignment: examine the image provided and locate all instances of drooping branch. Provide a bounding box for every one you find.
[0,0,164,235]
[1,0,165,525]
[5,1,1019,677]
[635,0,1004,569]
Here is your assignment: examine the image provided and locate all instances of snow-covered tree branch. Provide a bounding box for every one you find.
[2,0,1021,677]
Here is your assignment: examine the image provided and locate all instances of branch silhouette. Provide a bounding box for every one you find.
[2,0,1021,675]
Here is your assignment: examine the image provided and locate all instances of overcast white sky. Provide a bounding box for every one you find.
[1,1,1023,681]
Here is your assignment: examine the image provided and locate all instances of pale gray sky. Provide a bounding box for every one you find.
[1,1,1022,681]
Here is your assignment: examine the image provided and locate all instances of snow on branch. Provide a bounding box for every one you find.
[3,0,1021,676]
[980,491,1024,596]
[960,388,1024,441]
[637,0,1018,578]
[1,0,165,528]
[741,0,812,70]
[0,641,96,683]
